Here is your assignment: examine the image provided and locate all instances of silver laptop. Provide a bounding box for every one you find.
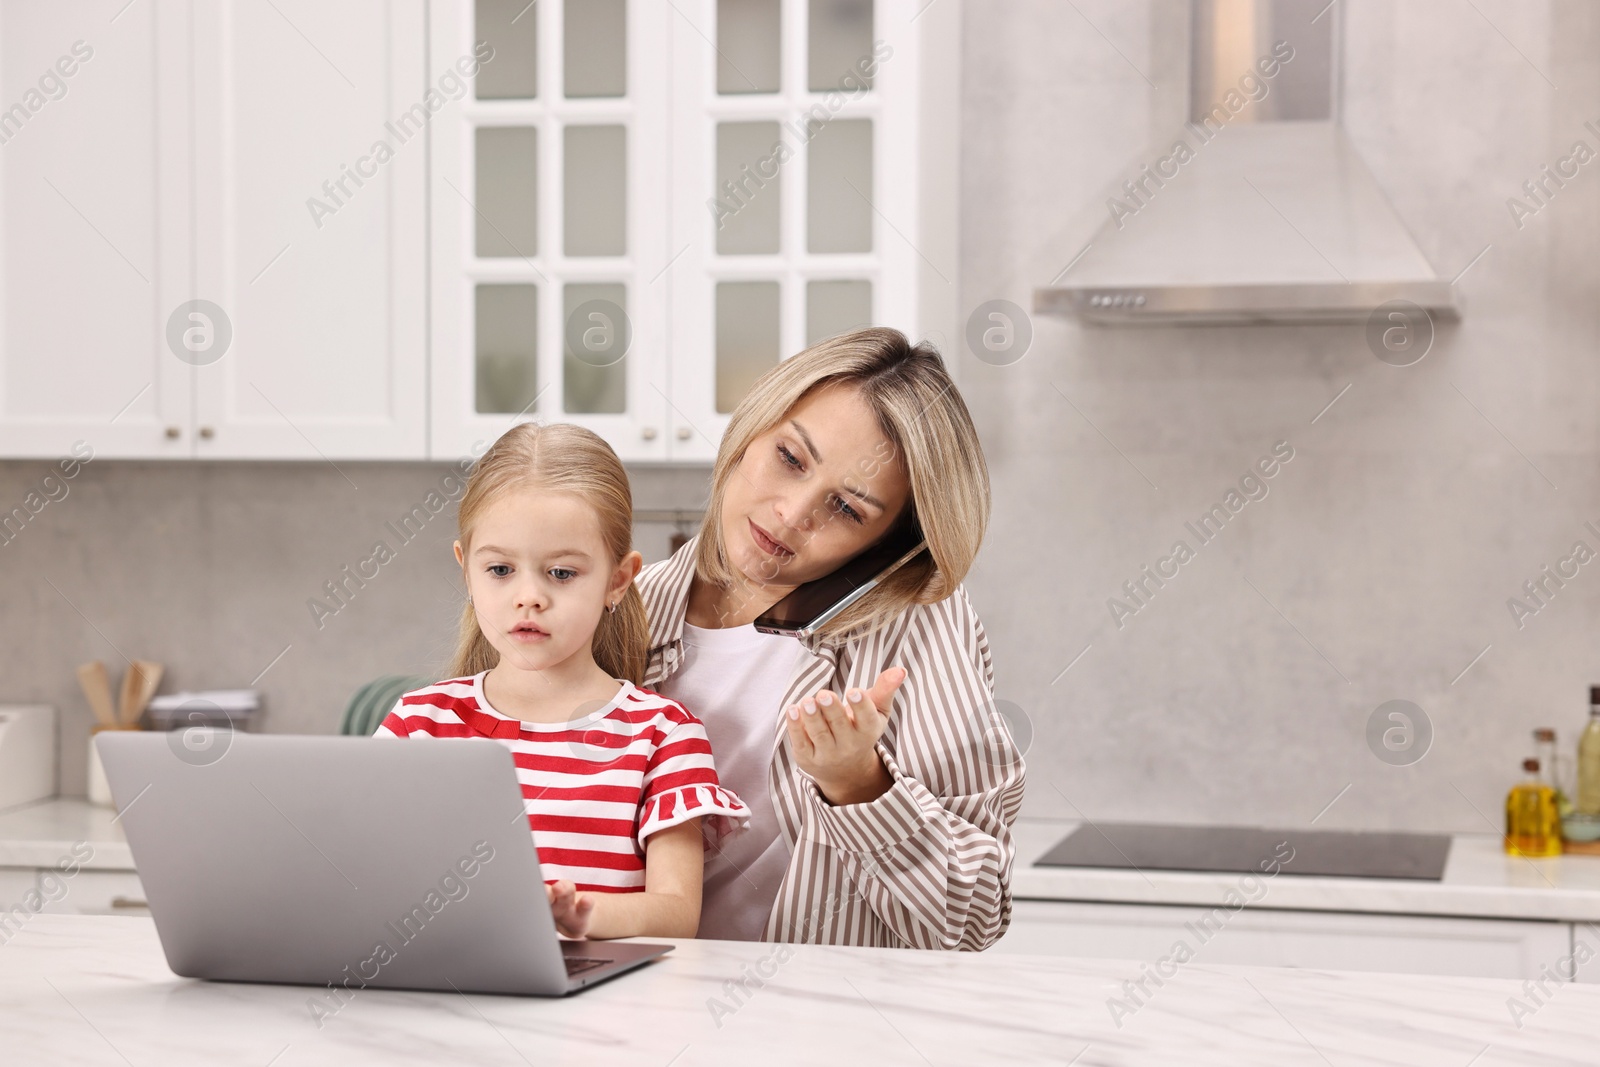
[95,731,672,996]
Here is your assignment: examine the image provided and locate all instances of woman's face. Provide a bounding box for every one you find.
[719,383,912,611]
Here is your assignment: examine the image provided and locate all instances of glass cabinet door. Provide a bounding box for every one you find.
[431,0,670,462]
[434,0,941,464]
[668,0,926,463]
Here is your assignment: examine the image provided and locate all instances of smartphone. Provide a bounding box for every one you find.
[753,520,928,639]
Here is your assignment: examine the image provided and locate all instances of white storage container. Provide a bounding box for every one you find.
[0,706,56,810]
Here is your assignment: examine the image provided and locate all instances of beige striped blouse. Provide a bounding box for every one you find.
[635,534,1025,950]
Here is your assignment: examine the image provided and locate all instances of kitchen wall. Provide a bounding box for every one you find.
[0,459,710,796]
[6,0,1599,830]
[963,0,1600,830]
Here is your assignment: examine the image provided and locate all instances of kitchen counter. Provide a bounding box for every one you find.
[0,797,133,869]
[5,914,1598,1066]
[1013,818,1600,924]
[6,802,1600,923]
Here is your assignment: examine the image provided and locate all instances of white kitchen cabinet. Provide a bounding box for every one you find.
[0,0,428,460]
[0,867,35,914]
[0,0,191,459]
[4,0,956,463]
[0,867,149,931]
[664,0,956,462]
[189,0,428,460]
[430,0,958,464]
[35,868,149,916]
[429,0,674,464]
[995,899,1576,982]
[1574,921,1600,983]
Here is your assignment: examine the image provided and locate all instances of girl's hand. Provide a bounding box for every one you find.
[545,879,596,939]
[785,666,907,806]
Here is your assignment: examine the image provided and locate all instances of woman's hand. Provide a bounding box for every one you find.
[545,879,596,939]
[785,666,907,806]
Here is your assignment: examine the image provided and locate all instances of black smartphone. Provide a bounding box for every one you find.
[753,520,928,639]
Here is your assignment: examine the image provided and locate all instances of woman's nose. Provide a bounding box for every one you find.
[773,500,807,538]
[775,493,822,539]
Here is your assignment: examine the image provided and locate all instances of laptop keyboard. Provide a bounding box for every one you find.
[565,956,612,976]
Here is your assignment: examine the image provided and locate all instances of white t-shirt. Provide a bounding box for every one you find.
[654,619,806,941]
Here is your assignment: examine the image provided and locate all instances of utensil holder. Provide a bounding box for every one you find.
[87,724,138,808]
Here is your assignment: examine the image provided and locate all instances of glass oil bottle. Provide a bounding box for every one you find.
[1505,757,1561,857]
[1578,686,1600,816]
[1533,727,1572,817]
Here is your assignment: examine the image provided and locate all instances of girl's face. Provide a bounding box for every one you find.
[453,488,640,676]
[719,383,912,613]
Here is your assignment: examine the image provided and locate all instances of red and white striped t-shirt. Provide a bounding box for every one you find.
[373,671,750,893]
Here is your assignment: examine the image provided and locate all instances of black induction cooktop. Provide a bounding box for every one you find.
[1035,822,1453,881]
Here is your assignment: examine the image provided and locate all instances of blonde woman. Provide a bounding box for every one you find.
[639,326,1022,950]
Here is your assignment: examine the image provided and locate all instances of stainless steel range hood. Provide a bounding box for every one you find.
[1035,0,1460,326]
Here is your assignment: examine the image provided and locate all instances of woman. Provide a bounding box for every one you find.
[638,326,1023,950]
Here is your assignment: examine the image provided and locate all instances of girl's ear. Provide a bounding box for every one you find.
[453,540,465,568]
[611,550,643,600]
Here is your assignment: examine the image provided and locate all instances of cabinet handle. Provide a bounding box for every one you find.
[165,426,181,439]
[110,896,149,909]
[641,426,658,440]
[676,427,692,441]
[199,426,215,439]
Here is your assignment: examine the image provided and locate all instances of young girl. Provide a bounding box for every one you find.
[374,422,749,939]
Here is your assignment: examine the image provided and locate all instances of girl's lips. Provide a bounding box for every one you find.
[510,628,549,642]
[750,520,792,557]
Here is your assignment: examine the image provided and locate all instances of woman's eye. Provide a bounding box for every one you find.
[781,443,864,524]
[487,564,511,578]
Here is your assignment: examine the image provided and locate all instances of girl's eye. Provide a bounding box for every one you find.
[487,564,511,578]
[778,443,864,525]
[549,568,577,581]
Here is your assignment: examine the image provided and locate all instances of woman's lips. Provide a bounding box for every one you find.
[750,520,793,557]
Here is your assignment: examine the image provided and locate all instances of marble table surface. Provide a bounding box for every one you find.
[1013,818,1600,922]
[4,914,1599,1066]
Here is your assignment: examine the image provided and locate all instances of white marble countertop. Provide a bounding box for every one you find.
[1014,818,1600,923]
[0,797,133,870]
[5,914,1598,1066]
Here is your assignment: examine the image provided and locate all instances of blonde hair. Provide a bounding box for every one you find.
[696,326,991,646]
[448,422,649,684]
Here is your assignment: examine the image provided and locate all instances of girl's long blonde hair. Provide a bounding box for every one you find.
[448,422,649,685]
[696,326,991,647]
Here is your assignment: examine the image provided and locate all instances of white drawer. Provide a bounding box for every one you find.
[36,869,149,916]
[995,899,1573,981]
[0,867,36,904]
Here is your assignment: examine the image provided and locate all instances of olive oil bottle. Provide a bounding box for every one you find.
[1578,687,1600,816]
[1505,758,1561,857]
